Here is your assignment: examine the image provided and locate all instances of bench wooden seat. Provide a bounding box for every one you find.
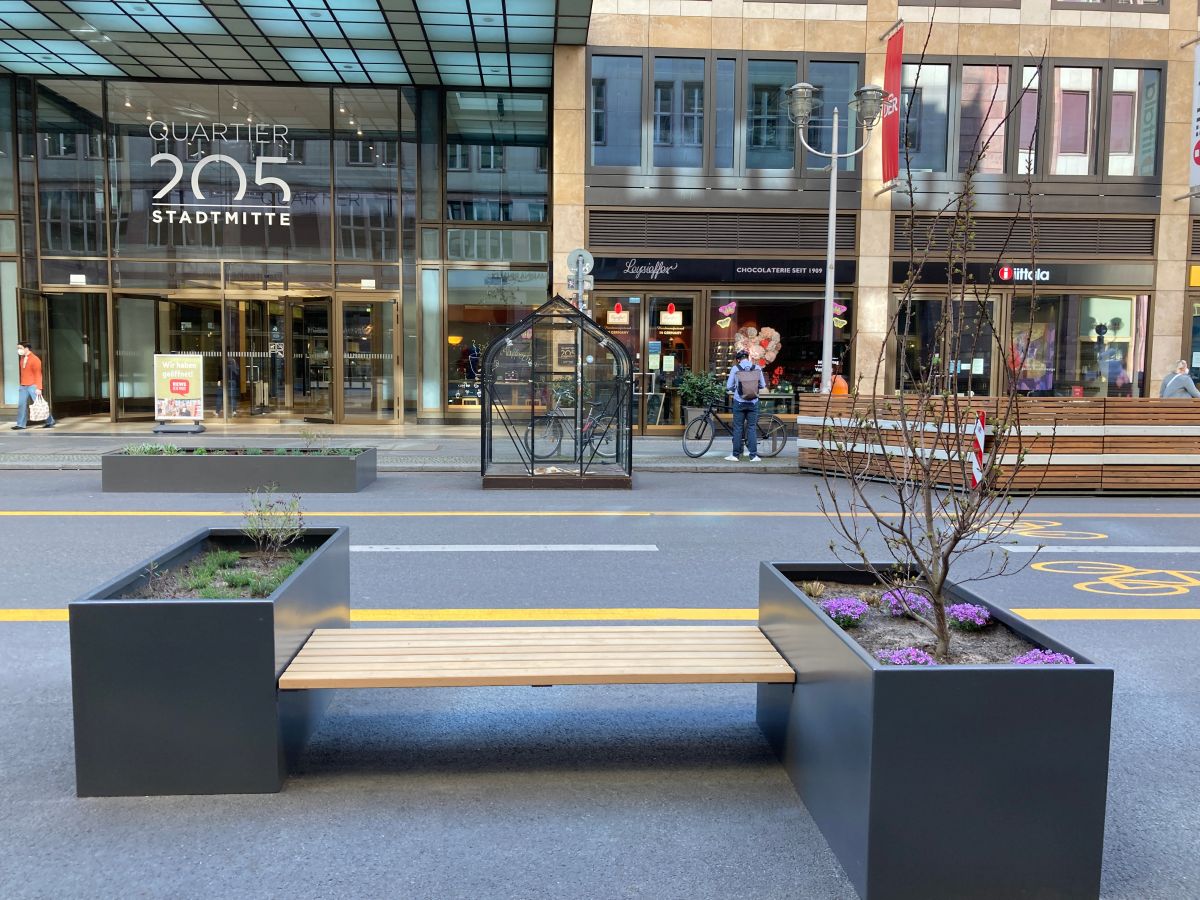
[279,625,796,689]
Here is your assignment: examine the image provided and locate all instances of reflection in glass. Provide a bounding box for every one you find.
[746,60,796,170]
[590,56,642,167]
[1051,67,1100,176]
[1017,66,1040,175]
[896,299,995,396]
[959,65,1009,174]
[901,64,950,173]
[334,88,398,262]
[0,76,15,210]
[807,61,859,171]
[446,268,548,411]
[445,92,547,223]
[652,58,704,169]
[46,292,109,408]
[1010,294,1148,397]
[1107,69,1159,177]
[37,81,106,256]
[647,295,692,427]
[714,59,735,169]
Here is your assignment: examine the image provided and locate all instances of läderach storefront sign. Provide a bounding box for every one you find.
[154,354,204,422]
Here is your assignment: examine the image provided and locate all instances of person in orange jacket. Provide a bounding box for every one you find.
[13,340,55,429]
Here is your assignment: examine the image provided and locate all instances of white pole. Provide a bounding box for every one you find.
[821,106,839,395]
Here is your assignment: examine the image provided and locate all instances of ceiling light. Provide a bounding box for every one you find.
[356,128,363,136]
[124,98,131,108]
[339,104,346,114]
[232,99,238,110]
[348,118,355,125]
[145,111,152,120]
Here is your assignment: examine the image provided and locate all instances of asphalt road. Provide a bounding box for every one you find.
[2,471,1198,899]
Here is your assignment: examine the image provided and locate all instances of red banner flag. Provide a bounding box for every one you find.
[882,26,904,184]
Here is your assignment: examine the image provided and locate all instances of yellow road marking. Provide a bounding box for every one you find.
[6,606,1200,623]
[1012,608,1200,620]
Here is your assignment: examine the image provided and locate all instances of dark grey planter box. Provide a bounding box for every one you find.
[756,562,1113,900]
[69,527,350,797]
[101,448,377,493]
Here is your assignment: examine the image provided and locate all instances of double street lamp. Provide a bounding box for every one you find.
[785,82,885,393]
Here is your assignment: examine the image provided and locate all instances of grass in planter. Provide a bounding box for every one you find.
[802,579,1038,666]
[130,547,313,599]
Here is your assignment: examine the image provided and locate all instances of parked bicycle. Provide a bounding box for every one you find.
[681,403,788,458]
[524,390,619,461]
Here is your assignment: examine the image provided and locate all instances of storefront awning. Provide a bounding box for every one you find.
[0,0,589,86]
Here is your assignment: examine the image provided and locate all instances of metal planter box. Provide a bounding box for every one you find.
[756,562,1114,900]
[69,527,350,797]
[101,448,377,493]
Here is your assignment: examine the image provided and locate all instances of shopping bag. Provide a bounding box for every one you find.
[28,394,50,422]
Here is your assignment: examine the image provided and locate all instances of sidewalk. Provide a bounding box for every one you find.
[0,419,798,474]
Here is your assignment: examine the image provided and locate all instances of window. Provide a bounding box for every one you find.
[591,79,606,146]
[447,143,469,170]
[1051,67,1100,175]
[746,60,796,169]
[590,56,641,167]
[653,81,673,146]
[901,64,950,172]
[1052,0,1162,10]
[536,146,548,172]
[1017,66,1040,175]
[896,298,995,396]
[187,137,210,161]
[478,145,504,171]
[958,65,1009,175]
[346,140,372,166]
[652,57,704,168]
[1107,68,1159,177]
[714,59,735,169]
[44,133,76,158]
[807,61,859,171]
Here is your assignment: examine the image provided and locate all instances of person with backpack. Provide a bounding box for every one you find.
[725,349,766,462]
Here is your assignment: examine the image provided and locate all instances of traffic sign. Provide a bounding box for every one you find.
[567,248,594,275]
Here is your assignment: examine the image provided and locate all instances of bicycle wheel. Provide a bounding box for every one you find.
[523,416,563,459]
[589,416,621,460]
[682,416,715,458]
[755,415,788,458]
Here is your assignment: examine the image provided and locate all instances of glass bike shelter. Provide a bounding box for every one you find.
[481,296,633,489]
[19,288,400,423]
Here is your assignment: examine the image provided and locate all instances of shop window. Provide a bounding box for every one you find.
[896,298,995,396]
[807,61,859,172]
[1107,69,1159,177]
[958,65,1009,175]
[746,60,797,170]
[714,59,735,169]
[1010,294,1149,397]
[590,56,641,167]
[901,64,950,173]
[1050,68,1100,175]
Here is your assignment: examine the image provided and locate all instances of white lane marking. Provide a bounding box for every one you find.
[350,544,659,552]
[1003,546,1200,554]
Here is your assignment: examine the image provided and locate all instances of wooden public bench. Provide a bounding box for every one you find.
[279,625,796,689]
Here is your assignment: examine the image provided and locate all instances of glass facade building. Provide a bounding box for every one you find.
[1,77,550,423]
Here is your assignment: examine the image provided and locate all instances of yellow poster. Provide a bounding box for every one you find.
[153,354,204,421]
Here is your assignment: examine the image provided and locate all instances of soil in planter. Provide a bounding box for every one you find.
[128,547,313,600]
[797,581,1038,665]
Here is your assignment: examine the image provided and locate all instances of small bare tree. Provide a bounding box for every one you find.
[815,38,1051,661]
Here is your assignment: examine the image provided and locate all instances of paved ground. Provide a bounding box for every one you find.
[0,418,798,473]
[1,469,1198,898]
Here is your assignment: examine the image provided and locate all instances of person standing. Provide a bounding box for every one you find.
[725,349,766,462]
[1159,360,1200,399]
[13,340,55,430]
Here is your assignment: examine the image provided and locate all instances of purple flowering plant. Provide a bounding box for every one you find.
[820,596,869,629]
[882,588,932,618]
[947,603,992,631]
[875,647,937,666]
[1012,649,1076,666]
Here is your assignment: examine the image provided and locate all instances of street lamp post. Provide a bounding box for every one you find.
[785,82,884,394]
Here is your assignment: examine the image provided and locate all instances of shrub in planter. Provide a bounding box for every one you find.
[820,596,869,628]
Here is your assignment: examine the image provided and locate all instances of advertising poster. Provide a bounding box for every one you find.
[154,354,204,421]
[1011,324,1056,393]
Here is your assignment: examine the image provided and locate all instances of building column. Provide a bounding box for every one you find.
[1155,4,1199,393]
[552,45,586,300]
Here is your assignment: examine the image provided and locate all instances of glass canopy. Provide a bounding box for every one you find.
[0,0,590,86]
[481,295,633,488]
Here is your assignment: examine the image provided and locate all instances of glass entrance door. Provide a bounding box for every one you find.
[340,297,398,422]
[20,291,110,417]
[229,296,332,421]
[288,297,332,421]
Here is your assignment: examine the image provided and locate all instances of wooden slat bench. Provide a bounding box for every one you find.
[280,625,796,690]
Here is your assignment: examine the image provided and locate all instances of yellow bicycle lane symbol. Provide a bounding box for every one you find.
[1032,560,1200,597]
[983,519,1108,542]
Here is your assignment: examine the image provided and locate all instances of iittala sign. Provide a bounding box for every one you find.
[148,120,293,228]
